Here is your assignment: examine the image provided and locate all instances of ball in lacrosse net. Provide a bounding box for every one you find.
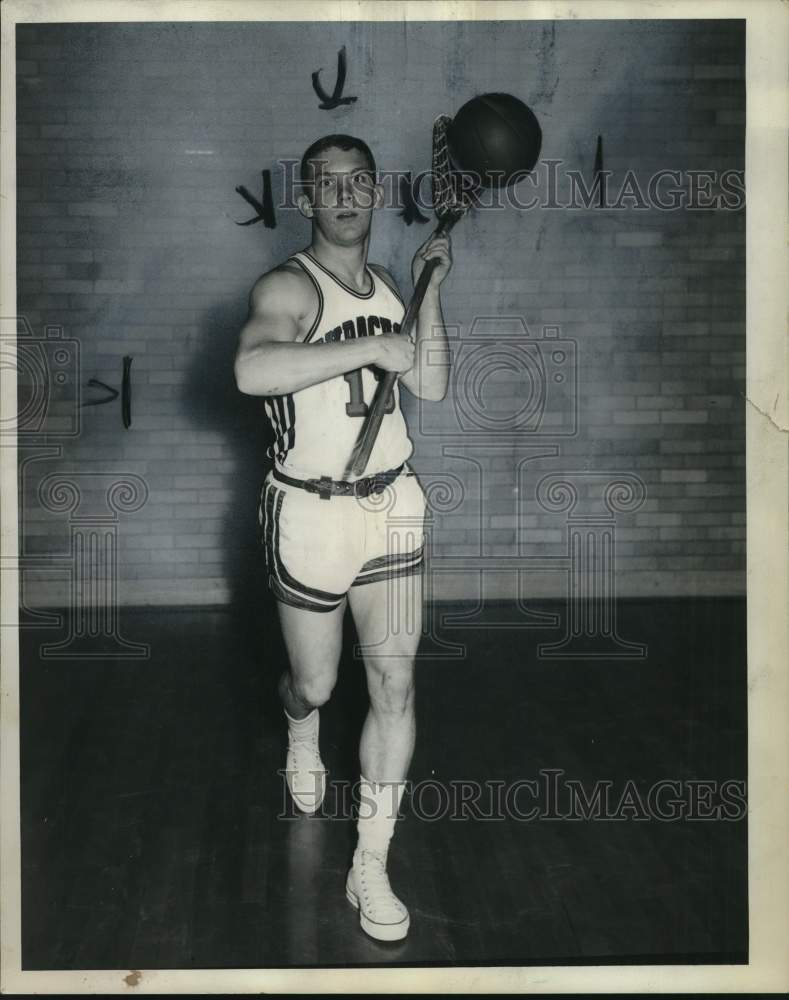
[447,93,542,189]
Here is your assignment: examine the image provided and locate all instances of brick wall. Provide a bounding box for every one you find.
[15,18,745,605]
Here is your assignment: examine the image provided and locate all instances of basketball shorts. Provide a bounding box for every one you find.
[258,466,427,613]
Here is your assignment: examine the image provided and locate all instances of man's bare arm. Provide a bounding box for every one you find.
[403,285,450,402]
[234,267,414,396]
[370,260,451,403]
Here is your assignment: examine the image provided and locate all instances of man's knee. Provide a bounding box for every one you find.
[292,671,336,709]
[367,663,415,716]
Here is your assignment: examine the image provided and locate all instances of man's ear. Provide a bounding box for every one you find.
[297,192,314,219]
[373,181,385,210]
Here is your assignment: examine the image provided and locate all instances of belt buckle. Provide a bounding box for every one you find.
[314,475,334,501]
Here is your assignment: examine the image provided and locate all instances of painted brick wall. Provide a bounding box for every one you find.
[15,19,745,606]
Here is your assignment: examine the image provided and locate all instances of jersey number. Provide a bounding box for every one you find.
[344,368,395,418]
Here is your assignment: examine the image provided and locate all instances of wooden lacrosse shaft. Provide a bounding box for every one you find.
[347,215,457,478]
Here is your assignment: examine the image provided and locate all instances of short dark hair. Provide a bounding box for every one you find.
[300,134,377,187]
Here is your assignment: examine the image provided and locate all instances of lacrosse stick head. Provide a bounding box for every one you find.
[431,114,479,229]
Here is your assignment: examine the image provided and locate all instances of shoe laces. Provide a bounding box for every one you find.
[357,849,395,901]
[288,729,323,768]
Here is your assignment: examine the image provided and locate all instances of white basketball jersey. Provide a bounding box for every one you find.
[264,249,414,480]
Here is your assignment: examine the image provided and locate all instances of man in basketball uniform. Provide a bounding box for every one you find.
[234,134,451,941]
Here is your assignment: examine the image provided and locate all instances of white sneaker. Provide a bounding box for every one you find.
[284,730,326,814]
[345,849,410,941]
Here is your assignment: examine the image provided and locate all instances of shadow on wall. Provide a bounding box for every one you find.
[183,297,279,641]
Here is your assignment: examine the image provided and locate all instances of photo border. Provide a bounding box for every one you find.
[1,0,787,993]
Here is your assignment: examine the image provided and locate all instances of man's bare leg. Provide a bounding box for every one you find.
[345,572,422,940]
[276,598,346,812]
[276,598,346,716]
[351,577,420,783]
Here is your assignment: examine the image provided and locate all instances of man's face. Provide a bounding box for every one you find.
[299,146,381,246]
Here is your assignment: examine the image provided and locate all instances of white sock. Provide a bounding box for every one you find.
[284,706,319,742]
[354,774,407,863]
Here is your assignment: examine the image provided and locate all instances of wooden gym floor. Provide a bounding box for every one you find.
[19,596,747,969]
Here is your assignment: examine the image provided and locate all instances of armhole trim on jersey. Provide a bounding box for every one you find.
[288,255,324,344]
[369,263,406,309]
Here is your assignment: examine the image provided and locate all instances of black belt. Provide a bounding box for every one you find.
[272,464,405,500]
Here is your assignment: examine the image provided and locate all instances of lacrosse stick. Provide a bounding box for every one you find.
[344,115,476,478]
